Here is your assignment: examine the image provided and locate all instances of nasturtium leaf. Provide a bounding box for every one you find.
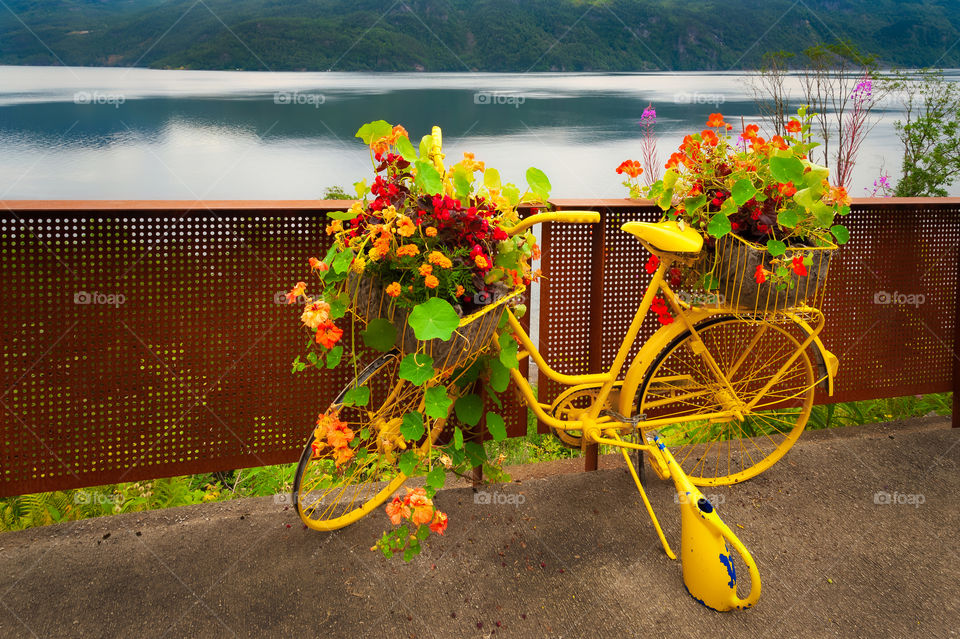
[455,393,483,426]
[793,187,816,212]
[663,169,679,189]
[498,332,519,370]
[657,189,673,211]
[684,194,707,214]
[485,412,507,441]
[526,167,551,201]
[327,209,357,221]
[419,134,432,159]
[408,298,460,341]
[484,168,501,191]
[355,120,392,145]
[731,179,758,206]
[399,353,435,386]
[328,293,348,319]
[487,358,511,393]
[416,524,431,540]
[812,201,835,227]
[414,160,443,195]
[839,205,851,217]
[831,224,850,244]
[353,179,367,199]
[769,156,805,184]
[395,135,418,162]
[400,411,425,441]
[502,184,521,207]
[398,450,418,476]
[777,208,799,228]
[766,239,787,257]
[464,441,486,468]
[306,351,319,365]
[342,386,370,407]
[453,168,472,202]
[325,345,343,368]
[361,318,397,352]
[332,248,354,274]
[707,211,732,238]
[424,385,453,419]
[453,426,464,450]
[426,467,446,491]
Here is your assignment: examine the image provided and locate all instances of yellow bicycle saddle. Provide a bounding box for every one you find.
[620,220,703,254]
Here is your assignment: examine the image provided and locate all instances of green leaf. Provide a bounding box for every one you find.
[325,345,343,368]
[408,298,460,341]
[327,209,358,221]
[401,412,425,441]
[453,167,472,202]
[484,168,501,191]
[399,450,418,476]
[455,393,483,426]
[306,351,319,365]
[683,194,707,214]
[424,385,452,419]
[498,332,519,369]
[777,208,799,228]
[328,293,347,319]
[426,467,446,491]
[362,318,397,352]
[702,272,720,290]
[487,358,511,393]
[731,179,758,206]
[453,426,464,450]
[812,201,835,227]
[662,169,678,189]
[395,135,418,162]
[419,134,432,159]
[831,224,850,244]
[657,189,673,211]
[769,156,805,183]
[355,120,392,145]
[793,188,816,211]
[399,353,435,386]
[502,184,520,207]
[486,412,507,441]
[414,160,444,195]
[707,211,732,238]
[464,441,486,467]
[766,239,787,257]
[402,548,416,563]
[342,385,370,407]
[526,167,551,201]
[332,248,354,274]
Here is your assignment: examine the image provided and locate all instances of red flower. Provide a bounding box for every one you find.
[777,181,797,197]
[315,321,344,349]
[786,119,802,133]
[700,129,719,146]
[792,255,808,276]
[754,264,766,284]
[645,254,660,274]
[616,160,644,178]
[740,124,759,140]
[706,113,726,128]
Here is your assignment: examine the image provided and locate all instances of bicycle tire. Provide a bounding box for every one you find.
[636,316,814,486]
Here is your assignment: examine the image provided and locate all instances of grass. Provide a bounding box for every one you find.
[1,392,950,532]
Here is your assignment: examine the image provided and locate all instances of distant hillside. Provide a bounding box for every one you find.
[2,0,959,71]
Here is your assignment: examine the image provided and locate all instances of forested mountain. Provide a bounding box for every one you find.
[2,0,959,71]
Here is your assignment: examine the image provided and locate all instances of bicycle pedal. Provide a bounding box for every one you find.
[599,409,646,425]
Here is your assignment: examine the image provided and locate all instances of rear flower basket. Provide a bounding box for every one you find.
[347,274,522,370]
[710,234,835,312]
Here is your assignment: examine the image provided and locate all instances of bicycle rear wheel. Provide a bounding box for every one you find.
[637,317,814,486]
[293,351,444,531]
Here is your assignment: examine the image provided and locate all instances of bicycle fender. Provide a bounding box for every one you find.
[785,312,838,396]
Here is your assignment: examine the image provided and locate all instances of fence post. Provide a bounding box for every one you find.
[585,209,607,470]
[954,245,960,428]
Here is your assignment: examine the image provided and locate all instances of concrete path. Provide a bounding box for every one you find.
[1,418,957,638]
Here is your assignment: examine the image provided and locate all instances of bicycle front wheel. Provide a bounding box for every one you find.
[637,317,815,486]
[293,351,442,531]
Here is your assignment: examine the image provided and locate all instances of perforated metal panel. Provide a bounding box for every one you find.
[0,202,528,496]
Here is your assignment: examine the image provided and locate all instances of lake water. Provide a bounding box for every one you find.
[1,66,957,200]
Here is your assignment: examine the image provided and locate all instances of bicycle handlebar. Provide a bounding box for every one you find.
[507,210,600,236]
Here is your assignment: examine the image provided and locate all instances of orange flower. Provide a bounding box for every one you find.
[385,496,411,525]
[308,257,329,272]
[777,181,797,197]
[455,284,465,297]
[333,446,355,467]
[418,263,433,276]
[770,135,789,150]
[791,255,808,277]
[474,255,489,269]
[428,251,453,268]
[300,300,331,329]
[429,510,448,535]
[754,264,766,284]
[700,129,719,146]
[389,124,408,143]
[786,119,802,133]
[396,216,415,237]
[615,159,644,178]
[315,321,344,349]
[325,220,343,235]
[386,282,402,297]
[829,185,851,206]
[741,124,759,140]
[397,244,420,257]
[425,226,437,237]
[665,152,687,170]
[424,274,439,289]
[706,113,726,128]
[286,281,306,304]
[411,505,434,526]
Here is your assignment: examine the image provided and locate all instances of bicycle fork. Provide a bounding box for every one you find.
[586,424,762,611]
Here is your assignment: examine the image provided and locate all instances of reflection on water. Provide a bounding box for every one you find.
[0,66,956,199]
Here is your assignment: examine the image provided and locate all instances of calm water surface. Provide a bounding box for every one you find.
[1,66,956,200]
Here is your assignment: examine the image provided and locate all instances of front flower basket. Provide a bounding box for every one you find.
[710,234,835,312]
[347,274,522,371]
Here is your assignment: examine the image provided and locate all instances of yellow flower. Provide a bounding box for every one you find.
[350,256,367,274]
[418,263,433,276]
[425,226,437,237]
[348,201,364,218]
[474,255,489,269]
[396,215,415,237]
[325,220,343,235]
[382,205,398,222]
[428,251,453,269]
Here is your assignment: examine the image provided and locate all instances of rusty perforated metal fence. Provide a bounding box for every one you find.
[1,199,957,496]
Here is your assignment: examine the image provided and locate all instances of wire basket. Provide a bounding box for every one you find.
[706,234,835,313]
[346,275,523,371]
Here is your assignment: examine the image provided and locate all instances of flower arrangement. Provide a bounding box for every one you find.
[618,107,850,291]
[289,120,550,560]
